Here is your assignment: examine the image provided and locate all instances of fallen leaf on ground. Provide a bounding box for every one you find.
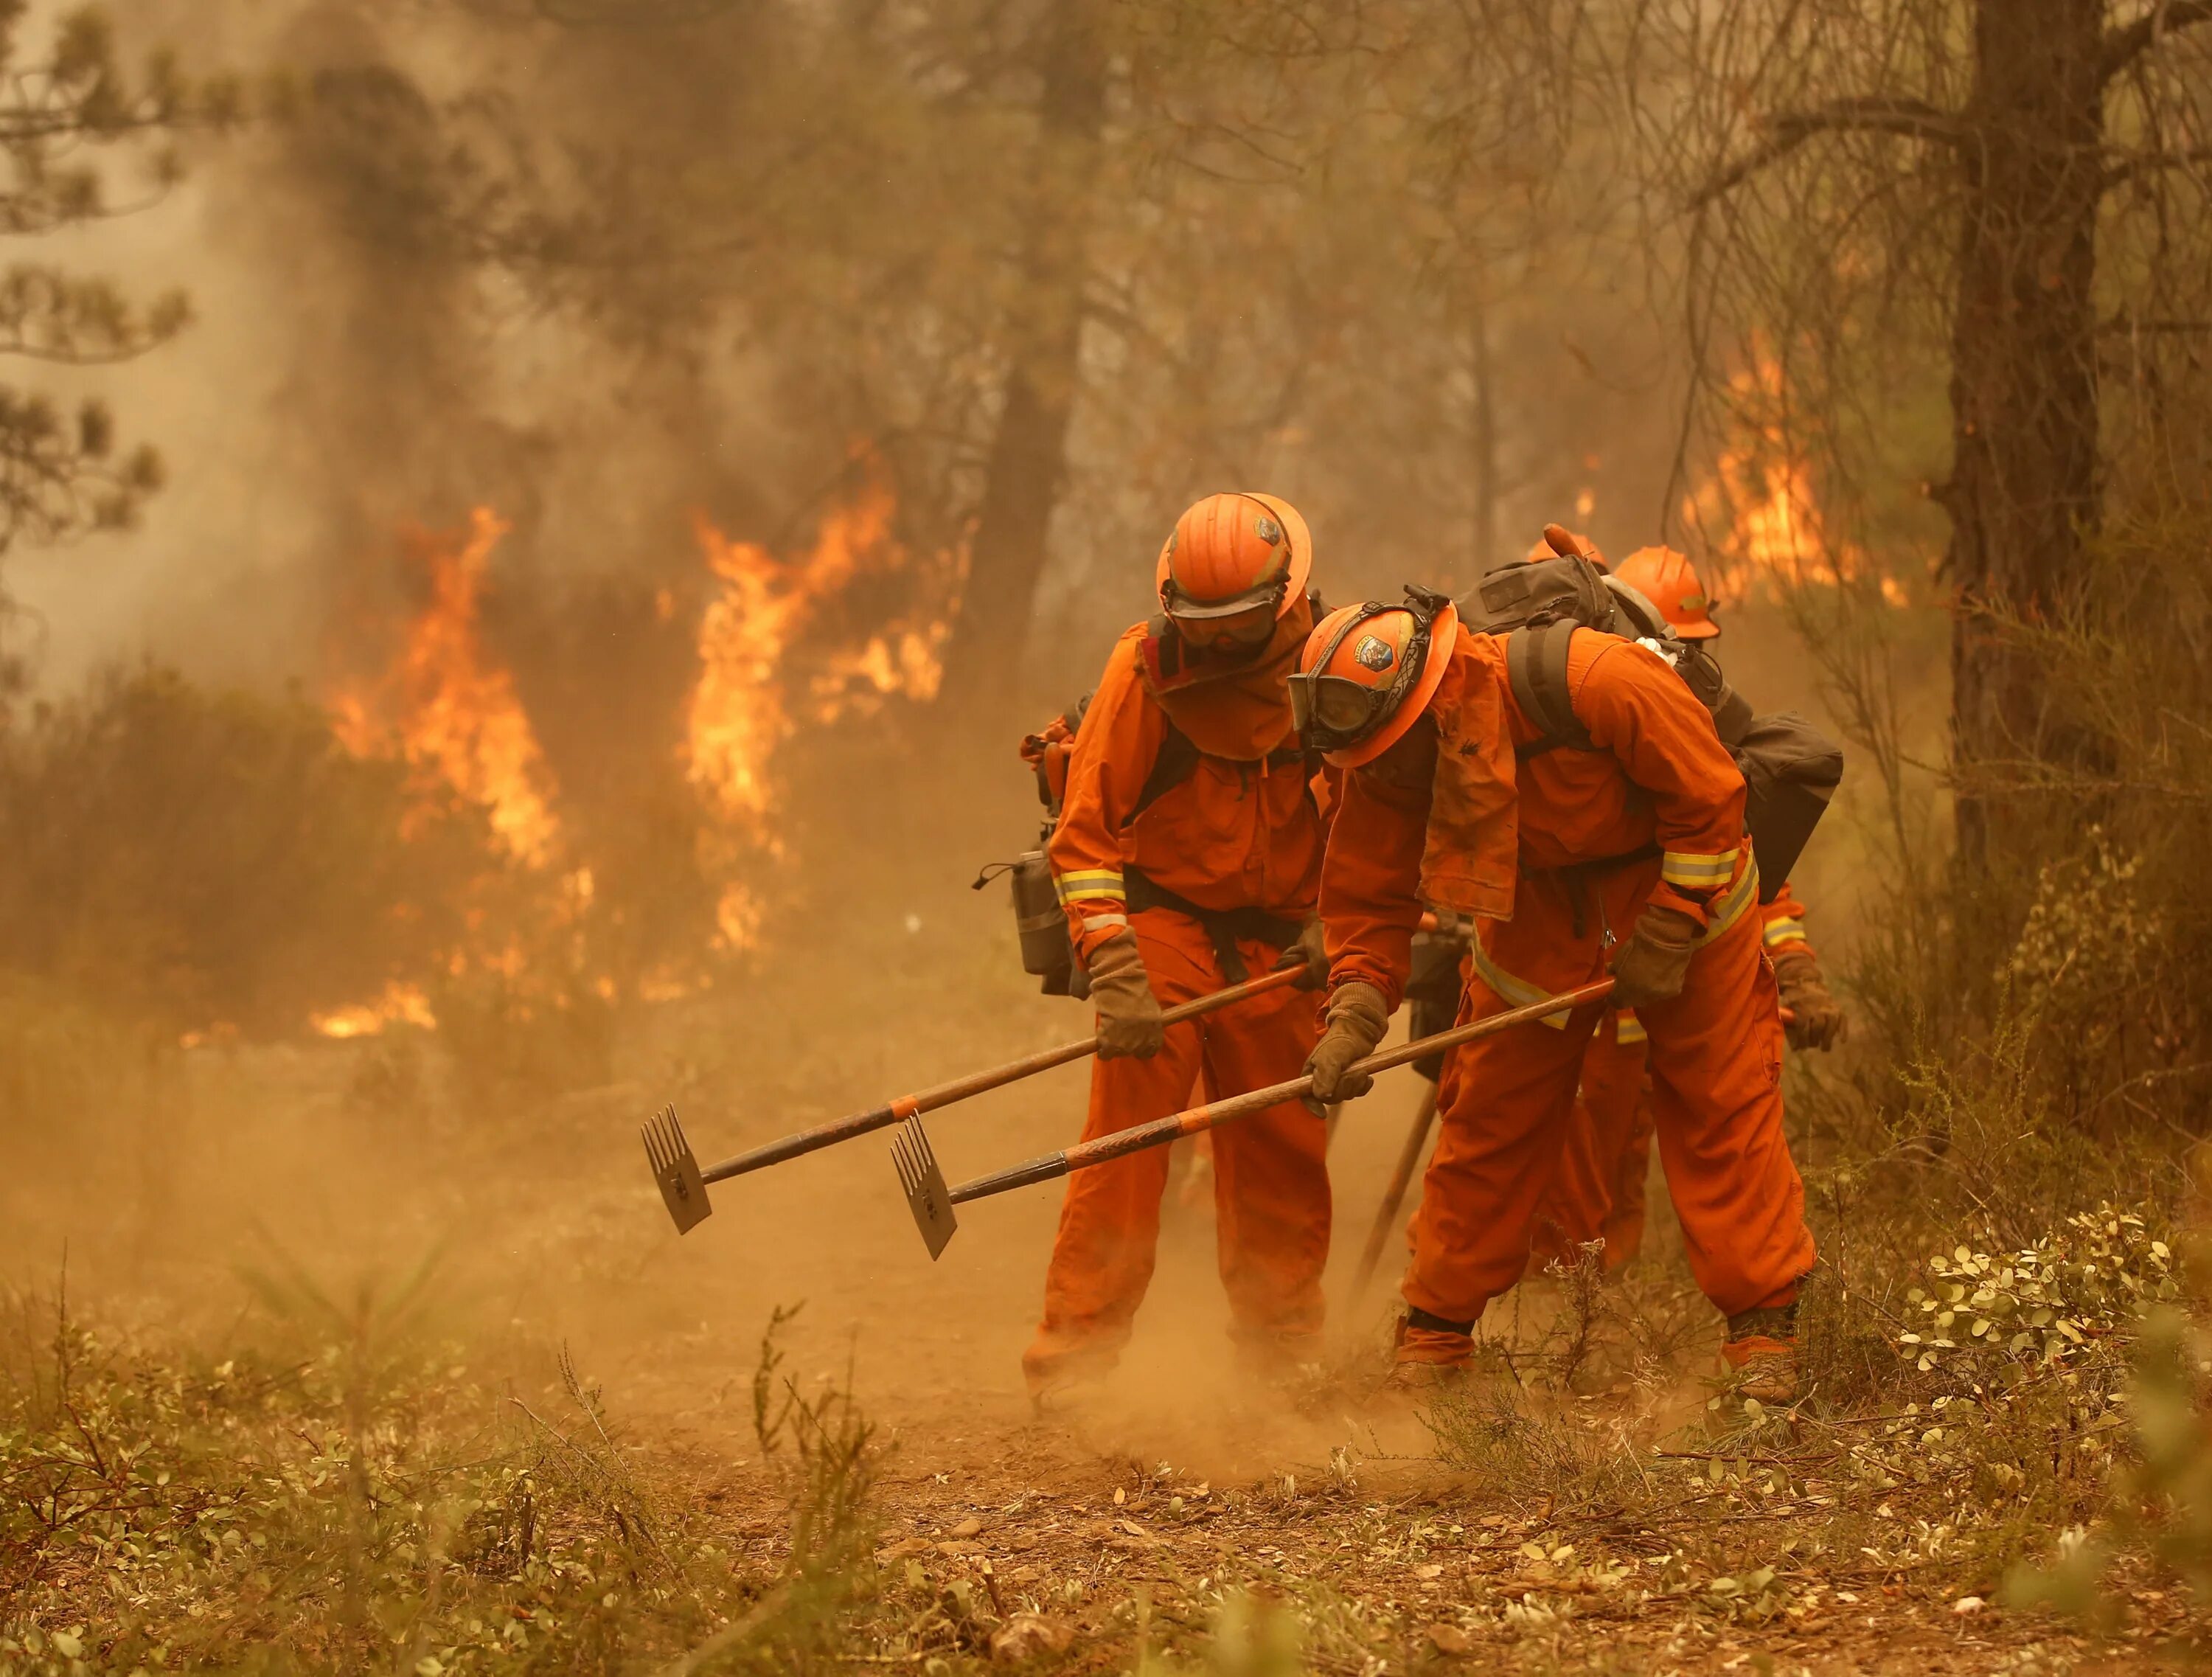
[1415,1563,1444,1580]
[1427,1623,1471,1654]
[950,1517,984,1539]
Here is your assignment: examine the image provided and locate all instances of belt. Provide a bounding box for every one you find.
[1123,867,1304,984]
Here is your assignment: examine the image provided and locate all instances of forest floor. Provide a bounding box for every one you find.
[1,986,2200,1674]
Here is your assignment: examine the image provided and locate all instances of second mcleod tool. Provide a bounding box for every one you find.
[642,962,1308,1234]
[895,977,1619,1257]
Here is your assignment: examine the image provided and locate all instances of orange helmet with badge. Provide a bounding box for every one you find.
[1289,586,1459,768]
[1612,545,1718,639]
[1156,492,1312,622]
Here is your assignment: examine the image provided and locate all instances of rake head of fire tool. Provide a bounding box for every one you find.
[893,1117,958,1260]
[642,1104,712,1235]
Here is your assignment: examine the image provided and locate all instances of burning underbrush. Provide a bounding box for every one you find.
[0,464,962,1092]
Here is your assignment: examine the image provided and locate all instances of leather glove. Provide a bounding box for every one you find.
[1085,928,1164,1060]
[1609,904,1699,1008]
[1273,918,1329,990]
[1773,944,1846,1051]
[1304,981,1391,1107]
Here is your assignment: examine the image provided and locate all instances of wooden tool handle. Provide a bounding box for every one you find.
[702,962,1308,1184]
[949,978,1617,1204]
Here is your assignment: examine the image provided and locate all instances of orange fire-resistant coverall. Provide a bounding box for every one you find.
[1323,628,1815,1360]
[1026,622,1331,1393]
[1533,889,1818,1271]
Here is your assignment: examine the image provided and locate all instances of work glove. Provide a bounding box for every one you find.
[1772,944,1847,1051]
[1273,918,1329,990]
[1085,928,1165,1060]
[1304,981,1391,1108]
[1609,904,1700,1009]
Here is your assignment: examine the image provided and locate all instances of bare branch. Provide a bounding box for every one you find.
[2101,1,2212,82]
[2101,144,2212,192]
[1688,96,1969,209]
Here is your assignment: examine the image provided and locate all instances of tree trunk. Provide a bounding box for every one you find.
[1946,0,2107,858]
[938,2,1107,713]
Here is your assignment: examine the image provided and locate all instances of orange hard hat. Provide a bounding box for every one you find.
[1611,545,1718,639]
[1289,586,1459,768]
[1523,523,1607,569]
[1156,492,1312,621]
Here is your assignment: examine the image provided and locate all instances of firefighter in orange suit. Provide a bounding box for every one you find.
[1292,531,1815,1403]
[1025,492,1332,1406]
[1534,546,1846,1271]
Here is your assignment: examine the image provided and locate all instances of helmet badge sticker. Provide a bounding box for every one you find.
[1253,514,1283,546]
[1354,635,1396,673]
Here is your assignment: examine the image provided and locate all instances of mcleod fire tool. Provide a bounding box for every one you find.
[641,962,1307,1234]
[895,977,1619,1257]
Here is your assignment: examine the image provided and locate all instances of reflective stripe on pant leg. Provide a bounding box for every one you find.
[1638,906,1815,1316]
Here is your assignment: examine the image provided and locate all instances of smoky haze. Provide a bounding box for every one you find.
[0,0,1895,1474]
[14,0,1705,703]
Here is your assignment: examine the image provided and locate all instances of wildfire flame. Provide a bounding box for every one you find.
[1689,354,1910,608]
[310,982,437,1039]
[307,464,950,1036]
[330,507,562,867]
[686,469,950,947]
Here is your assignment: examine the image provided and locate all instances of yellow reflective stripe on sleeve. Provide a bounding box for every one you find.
[1695,858,1761,946]
[1615,1009,1648,1045]
[1470,943,1579,1030]
[1660,849,1739,889]
[1053,869,1126,903]
[1762,919,1808,949]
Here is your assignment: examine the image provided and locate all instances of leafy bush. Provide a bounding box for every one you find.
[1899,1208,2181,1389]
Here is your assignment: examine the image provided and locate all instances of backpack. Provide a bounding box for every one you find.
[1461,554,1842,897]
[1462,555,1752,756]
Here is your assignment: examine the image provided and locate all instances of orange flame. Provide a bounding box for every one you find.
[331,507,562,866]
[686,468,950,947]
[311,982,437,1040]
[1688,355,1910,608]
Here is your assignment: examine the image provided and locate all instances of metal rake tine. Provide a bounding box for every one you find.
[893,1117,957,1261]
[642,1103,712,1236]
[893,1130,919,1195]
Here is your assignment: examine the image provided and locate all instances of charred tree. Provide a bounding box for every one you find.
[938,1,1107,713]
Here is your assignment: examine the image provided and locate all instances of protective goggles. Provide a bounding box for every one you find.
[1287,587,1450,755]
[1158,574,1288,622]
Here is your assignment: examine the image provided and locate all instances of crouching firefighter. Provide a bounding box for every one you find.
[1290,579,1816,1404]
[1024,492,1335,1409]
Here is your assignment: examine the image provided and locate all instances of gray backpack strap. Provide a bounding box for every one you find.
[1506,623,1594,759]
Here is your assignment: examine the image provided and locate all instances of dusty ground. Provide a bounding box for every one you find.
[0,934,2193,1673]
